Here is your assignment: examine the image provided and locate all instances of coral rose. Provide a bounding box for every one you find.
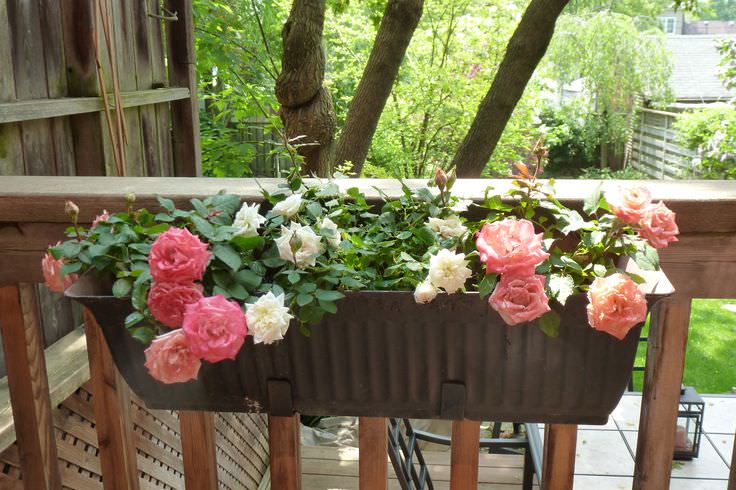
[182,295,247,362]
[147,282,204,328]
[606,186,652,224]
[586,273,647,340]
[149,227,211,283]
[41,246,77,293]
[144,330,201,384]
[476,219,549,276]
[638,201,679,249]
[91,210,110,229]
[488,274,551,326]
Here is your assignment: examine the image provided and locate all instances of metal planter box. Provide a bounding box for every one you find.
[67,274,671,425]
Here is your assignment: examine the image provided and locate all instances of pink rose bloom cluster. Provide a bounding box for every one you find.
[144,228,248,384]
[586,273,647,340]
[608,186,679,249]
[478,219,551,326]
[41,243,78,293]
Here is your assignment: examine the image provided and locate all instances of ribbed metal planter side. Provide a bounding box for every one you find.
[67,276,666,425]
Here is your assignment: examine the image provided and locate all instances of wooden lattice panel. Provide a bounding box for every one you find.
[0,382,269,489]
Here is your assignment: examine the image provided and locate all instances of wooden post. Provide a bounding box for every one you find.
[165,0,201,177]
[179,411,219,489]
[359,417,387,490]
[728,432,735,490]
[542,424,577,490]
[633,297,691,490]
[450,420,480,489]
[0,284,61,489]
[269,414,301,490]
[83,309,139,490]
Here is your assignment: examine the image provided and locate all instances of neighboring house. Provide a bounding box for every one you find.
[657,11,736,36]
[665,35,735,105]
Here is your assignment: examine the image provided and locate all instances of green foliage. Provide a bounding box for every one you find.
[718,39,736,92]
[675,106,736,179]
[577,167,648,180]
[539,103,604,177]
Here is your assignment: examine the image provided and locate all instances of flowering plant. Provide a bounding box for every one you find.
[44,167,677,384]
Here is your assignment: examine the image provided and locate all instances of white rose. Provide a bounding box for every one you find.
[414,281,438,304]
[246,292,293,345]
[428,249,472,293]
[233,202,266,237]
[274,222,323,269]
[427,216,467,238]
[272,193,303,219]
[319,217,342,248]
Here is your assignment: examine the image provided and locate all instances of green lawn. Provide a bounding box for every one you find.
[631,299,736,394]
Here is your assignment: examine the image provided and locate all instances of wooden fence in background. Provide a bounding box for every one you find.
[629,108,699,179]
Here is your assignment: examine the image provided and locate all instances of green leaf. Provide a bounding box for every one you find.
[583,183,603,215]
[631,242,660,271]
[131,279,150,311]
[414,227,437,245]
[213,244,241,271]
[236,269,262,289]
[190,198,208,216]
[396,231,412,240]
[315,290,345,302]
[287,270,301,284]
[478,273,498,298]
[548,274,575,305]
[228,283,248,300]
[191,216,214,237]
[156,196,175,212]
[124,311,144,329]
[318,299,338,314]
[112,278,133,298]
[296,293,313,306]
[128,243,151,255]
[340,276,363,288]
[306,201,323,218]
[60,261,83,278]
[130,326,155,344]
[593,264,608,277]
[60,240,83,258]
[538,311,561,337]
[231,235,264,251]
[263,257,287,268]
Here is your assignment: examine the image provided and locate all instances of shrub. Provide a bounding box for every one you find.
[675,107,736,179]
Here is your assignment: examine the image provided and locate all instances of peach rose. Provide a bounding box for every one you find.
[144,330,201,384]
[41,245,77,293]
[489,274,551,326]
[147,282,204,328]
[182,295,248,362]
[638,201,679,249]
[476,219,549,276]
[91,210,110,229]
[149,227,212,284]
[586,273,647,340]
[606,186,652,224]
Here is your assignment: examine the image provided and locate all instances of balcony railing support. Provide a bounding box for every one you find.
[542,424,577,489]
[359,417,388,490]
[450,419,481,489]
[269,414,302,489]
[633,296,691,490]
[180,411,219,488]
[728,432,735,490]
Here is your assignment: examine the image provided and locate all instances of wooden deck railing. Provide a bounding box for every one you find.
[0,176,734,490]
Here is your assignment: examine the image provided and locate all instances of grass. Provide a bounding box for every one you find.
[631,299,736,394]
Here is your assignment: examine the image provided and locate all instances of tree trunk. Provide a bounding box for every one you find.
[333,0,424,175]
[276,0,335,176]
[451,0,570,177]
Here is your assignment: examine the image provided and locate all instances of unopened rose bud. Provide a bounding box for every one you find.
[289,233,302,254]
[65,200,79,222]
[446,169,457,191]
[435,168,447,191]
[125,193,136,215]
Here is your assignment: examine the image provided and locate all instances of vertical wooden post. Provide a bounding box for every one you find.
[179,411,219,489]
[450,420,480,489]
[269,414,301,490]
[84,309,139,490]
[542,424,578,490]
[359,417,387,490]
[633,297,691,490]
[165,0,201,177]
[727,432,735,490]
[0,284,61,489]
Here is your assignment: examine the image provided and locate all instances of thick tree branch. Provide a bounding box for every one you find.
[333,0,424,175]
[451,0,570,177]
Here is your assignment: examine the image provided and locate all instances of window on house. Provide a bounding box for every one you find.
[662,17,676,34]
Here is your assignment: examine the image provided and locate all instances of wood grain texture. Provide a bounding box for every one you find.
[269,414,302,490]
[450,419,481,489]
[165,0,201,176]
[179,411,218,489]
[729,432,735,490]
[0,284,61,489]
[359,417,388,490]
[83,309,139,490]
[542,424,577,490]
[633,296,691,490]
[0,2,24,176]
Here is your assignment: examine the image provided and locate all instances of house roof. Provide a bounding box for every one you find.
[665,35,735,102]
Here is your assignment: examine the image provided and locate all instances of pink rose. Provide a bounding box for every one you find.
[638,201,679,249]
[586,273,647,340]
[91,210,110,229]
[476,219,549,275]
[607,186,652,224]
[41,245,77,293]
[149,227,211,283]
[489,274,551,326]
[147,282,204,328]
[182,295,248,362]
[144,330,201,384]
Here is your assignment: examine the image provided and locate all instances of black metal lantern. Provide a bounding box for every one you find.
[674,386,705,460]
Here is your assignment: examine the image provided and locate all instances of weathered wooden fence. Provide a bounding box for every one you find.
[629,108,699,179]
[2,176,735,490]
